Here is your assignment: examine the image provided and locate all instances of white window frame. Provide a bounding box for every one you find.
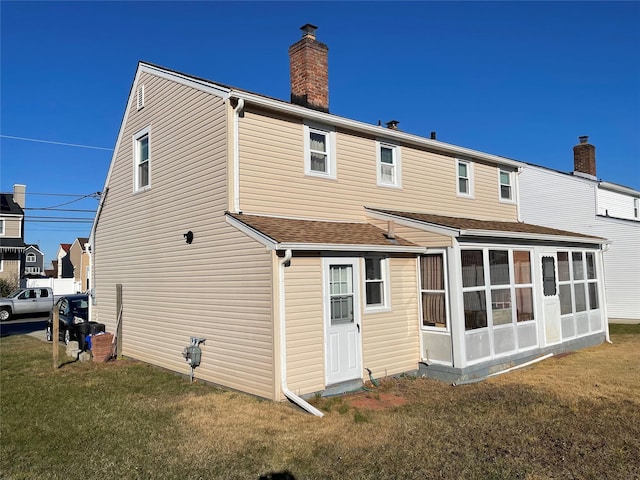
[557,249,599,319]
[634,198,639,219]
[456,159,474,198]
[0,219,4,236]
[498,168,515,203]
[363,256,391,313]
[376,141,402,188]
[303,122,336,179]
[136,84,145,110]
[26,253,36,263]
[133,126,151,192]
[419,249,450,331]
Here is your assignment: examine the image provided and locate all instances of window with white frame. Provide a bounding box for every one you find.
[25,266,41,274]
[462,248,535,331]
[0,219,4,235]
[499,168,514,202]
[134,127,150,191]
[456,160,473,197]
[26,253,36,263]
[377,142,401,188]
[364,257,389,310]
[634,198,639,219]
[420,252,448,329]
[303,123,336,178]
[557,250,599,316]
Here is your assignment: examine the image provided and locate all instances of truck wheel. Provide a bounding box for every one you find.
[64,329,71,345]
[0,308,11,322]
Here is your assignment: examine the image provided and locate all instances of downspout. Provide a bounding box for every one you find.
[599,242,612,344]
[279,249,325,417]
[232,98,245,213]
[516,166,524,222]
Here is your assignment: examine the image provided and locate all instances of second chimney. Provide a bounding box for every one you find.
[289,24,329,112]
[573,136,596,177]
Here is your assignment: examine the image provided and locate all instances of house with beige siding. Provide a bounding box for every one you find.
[69,237,90,292]
[90,25,609,411]
[0,185,26,288]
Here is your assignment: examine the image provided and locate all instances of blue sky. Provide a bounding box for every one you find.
[1,1,639,265]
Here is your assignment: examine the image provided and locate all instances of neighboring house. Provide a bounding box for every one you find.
[23,244,45,276]
[91,25,609,406]
[56,243,73,278]
[69,237,91,292]
[44,260,58,279]
[0,185,26,287]
[520,137,640,321]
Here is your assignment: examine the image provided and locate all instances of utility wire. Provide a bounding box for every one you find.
[0,134,113,151]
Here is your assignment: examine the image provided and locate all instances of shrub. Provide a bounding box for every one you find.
[0,278,18,297]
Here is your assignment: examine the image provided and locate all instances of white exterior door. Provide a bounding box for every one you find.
[540,252,562,345]
[324,258,362,385]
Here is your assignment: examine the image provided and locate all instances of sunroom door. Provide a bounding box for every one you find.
[324,258,362,385]
[540,252,562,345]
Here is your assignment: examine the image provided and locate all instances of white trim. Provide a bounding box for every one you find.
[139,63,231,99]
[363,256,391,313]
[376,141,402,188]
[303,122,336,179]
[0,219,4,236]
[498,168,516,204]
[133,126,151,192]
[459,229,607,245]
[456,159,474,198]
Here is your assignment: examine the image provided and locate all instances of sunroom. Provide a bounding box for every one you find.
[366,208,609,383]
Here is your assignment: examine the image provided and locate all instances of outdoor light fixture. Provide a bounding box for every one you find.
[184,231,194,244]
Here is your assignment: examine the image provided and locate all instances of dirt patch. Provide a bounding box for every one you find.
[346,392,408,410]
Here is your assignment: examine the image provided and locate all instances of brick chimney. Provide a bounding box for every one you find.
[289,24,329,112]
[573,136,596,177]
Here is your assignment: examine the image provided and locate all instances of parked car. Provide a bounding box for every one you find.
[46,294,104,346]
[0,287,60,321]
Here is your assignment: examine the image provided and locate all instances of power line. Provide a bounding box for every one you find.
[0,134,113,151]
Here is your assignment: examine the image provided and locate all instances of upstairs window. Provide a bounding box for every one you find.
[634,198,639,219]
[26,253,36,263]
[134,127,151,191]
[376,142,401,188]
[499,169,514,202]
[303,123,336,179]
[457,160,474,197]
[0,219,4,235]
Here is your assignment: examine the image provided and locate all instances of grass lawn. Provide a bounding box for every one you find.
[1,324,639,480]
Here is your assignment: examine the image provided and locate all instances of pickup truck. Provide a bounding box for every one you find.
[0,287,61,321]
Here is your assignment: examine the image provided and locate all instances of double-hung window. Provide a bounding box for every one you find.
[364,257,389,311]
[499,168,514,202]
[303,123,336,179]
[134,127,151,191]
[456,160,473,197]
[376,142,401,188]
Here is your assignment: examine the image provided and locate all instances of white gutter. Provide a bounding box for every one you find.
[599,242,612,344]
[458,229,608,245]
[279,249,324,417]
[232,98,245,213]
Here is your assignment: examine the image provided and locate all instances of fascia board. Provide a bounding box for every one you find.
[225,215,277,250]
[598,181,640,197]
[139,63,231,99]
[0,213,23,218]
[365,208,460,237]
[232,90,524,169]
[459,229,610,245]
[276,243,426,253]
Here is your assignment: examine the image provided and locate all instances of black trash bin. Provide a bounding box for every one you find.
[75,322,90,351]
[88,322,105,335]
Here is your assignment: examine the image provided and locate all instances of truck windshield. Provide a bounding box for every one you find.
[7,290,23,298]
[69,299,89,310]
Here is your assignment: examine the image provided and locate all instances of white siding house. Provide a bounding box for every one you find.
[519,138,640,321]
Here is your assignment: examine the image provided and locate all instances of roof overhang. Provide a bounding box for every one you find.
[225,214,427,254]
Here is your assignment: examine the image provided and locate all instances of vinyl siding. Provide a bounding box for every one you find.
[92,72,276,399]
[597,188,640,220]
[520,166,640,319]
[368,218,453,248]
[361,257,420,378]
[284,257,325,395]
[238,109,518,222]
[1,217,22,237]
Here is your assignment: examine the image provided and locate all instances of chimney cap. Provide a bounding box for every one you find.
[578,135,589,144]
[300,23,318,38]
